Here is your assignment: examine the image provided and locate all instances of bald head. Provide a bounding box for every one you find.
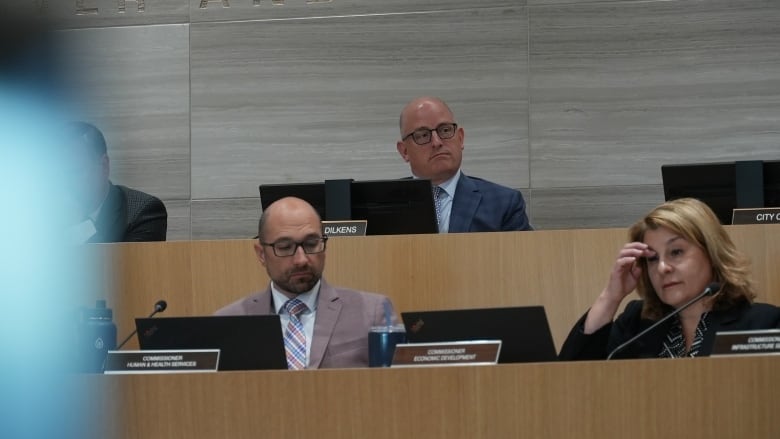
[399,96,454,135]
[258,197,321,241]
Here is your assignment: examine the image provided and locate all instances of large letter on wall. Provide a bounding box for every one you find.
[118,0,145,13]
[199,0,230,8]
[76,0,98,15]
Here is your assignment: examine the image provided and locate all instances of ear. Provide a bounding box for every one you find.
[254,241,267,267]
[396,140,410,162]
[456,126,465,151]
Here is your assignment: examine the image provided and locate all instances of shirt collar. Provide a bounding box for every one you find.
[413,169,461,196]
[437,169,460,197]
[271,280,321,314]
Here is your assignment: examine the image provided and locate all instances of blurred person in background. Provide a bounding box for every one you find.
[68,121,168,243]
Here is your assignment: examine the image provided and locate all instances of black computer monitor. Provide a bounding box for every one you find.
[401,306,558,364]
[259,179,438,235]
[135,315,287,371]
[661,160,780,224]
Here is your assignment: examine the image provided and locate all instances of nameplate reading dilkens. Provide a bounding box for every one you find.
[391,340,501,367]
[731,207,780,225]
[322,220,367,237]
[103,350,220,374]
[711,329,780,356]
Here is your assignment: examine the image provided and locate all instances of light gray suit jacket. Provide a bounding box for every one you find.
[215,279,399,369]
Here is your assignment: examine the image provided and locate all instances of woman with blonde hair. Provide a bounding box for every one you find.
[559,198,780,360]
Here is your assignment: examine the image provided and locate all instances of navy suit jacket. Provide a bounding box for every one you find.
[88,183,167,243]
[215,279,399,369]
[559,300,780,360]
[448,173,532,232]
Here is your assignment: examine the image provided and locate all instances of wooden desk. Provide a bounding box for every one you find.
[93,225,780,350]
[88,356,780,438]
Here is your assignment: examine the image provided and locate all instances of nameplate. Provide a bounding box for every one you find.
[322,220,367,236]
[103,350,220,374]
[711,329,780,356]
[391,340,501,367]
[731,207,780,225]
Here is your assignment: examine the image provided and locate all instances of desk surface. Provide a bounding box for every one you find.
[88,355,779,439]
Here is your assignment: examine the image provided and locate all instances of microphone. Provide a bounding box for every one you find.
[606,282,721,360]
[116,300,167,350]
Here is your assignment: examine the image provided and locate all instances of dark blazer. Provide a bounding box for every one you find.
[215,279,399,369]
[559,300,780,361]
[449,173,532,232]
[88,183,167,243]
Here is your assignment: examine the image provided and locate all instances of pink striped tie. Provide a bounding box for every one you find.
[283,298,308,370]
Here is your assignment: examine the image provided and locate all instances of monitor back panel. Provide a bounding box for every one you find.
[401,306,557,364]
[136,315,287,371]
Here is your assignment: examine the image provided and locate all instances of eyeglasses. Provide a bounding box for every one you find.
[402,123,458,145]
[260,236,328,257]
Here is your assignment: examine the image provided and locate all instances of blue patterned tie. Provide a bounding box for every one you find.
[283,298,308,370]
[432,185,443,231]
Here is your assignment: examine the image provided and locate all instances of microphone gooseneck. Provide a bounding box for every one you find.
[606,282,721,360]
[116,299,168,350]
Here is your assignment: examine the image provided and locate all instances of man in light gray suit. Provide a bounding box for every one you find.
[216,197,399,369]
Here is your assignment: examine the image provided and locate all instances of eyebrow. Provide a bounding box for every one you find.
[644,235,683,253]
[665,235,684,245]
[414,122,455,130]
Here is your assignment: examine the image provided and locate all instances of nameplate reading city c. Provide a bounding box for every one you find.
[391,340,501,367]
[711,329,780,356]
[731,207,780,225]
[103,350,220,374]
[322,220,367,237]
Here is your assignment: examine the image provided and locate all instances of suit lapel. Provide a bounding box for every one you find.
[309,280,342,369]
[449,174,480,233]
[246,287,275,315]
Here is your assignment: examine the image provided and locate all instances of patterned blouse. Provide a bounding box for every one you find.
[658,312,710,358]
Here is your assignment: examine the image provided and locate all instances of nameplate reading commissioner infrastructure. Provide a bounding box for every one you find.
[712,329,780,356]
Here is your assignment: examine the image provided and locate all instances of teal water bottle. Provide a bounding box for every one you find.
[77,300,117,373]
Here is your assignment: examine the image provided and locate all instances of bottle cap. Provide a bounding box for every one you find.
[83,299,113,319]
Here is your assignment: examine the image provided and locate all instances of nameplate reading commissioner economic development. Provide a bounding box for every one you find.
[391,340,501,367]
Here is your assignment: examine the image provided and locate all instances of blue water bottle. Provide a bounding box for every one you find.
[77,300,117,373]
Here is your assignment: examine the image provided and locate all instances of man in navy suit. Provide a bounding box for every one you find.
[396,96,532,233]
[68,121,167,243]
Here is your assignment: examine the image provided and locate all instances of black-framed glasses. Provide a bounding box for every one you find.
[260,236,328,257]
[402,123,458,145]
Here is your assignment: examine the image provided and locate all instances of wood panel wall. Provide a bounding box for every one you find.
[93,224,780,350]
